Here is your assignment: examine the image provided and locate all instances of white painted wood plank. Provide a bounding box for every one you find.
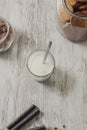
[0,0,87,130]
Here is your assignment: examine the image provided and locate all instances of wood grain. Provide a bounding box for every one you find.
[0,0,87,130]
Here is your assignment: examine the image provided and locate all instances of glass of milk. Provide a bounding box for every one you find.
[27,50,55,82]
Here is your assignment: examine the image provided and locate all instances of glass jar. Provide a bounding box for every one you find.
[57,0,87,42]
[0,17,15,52]
[27,50,55,82]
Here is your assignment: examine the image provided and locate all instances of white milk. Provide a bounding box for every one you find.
[27,50,55,81]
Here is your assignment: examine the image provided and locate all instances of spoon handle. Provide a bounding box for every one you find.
[43,41,52,64]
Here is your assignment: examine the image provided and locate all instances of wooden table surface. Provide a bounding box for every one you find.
[0,0,87,130]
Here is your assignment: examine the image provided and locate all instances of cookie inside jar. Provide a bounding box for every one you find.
[0,17,14,52]
[57,0,87,42]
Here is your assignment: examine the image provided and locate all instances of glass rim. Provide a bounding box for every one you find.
[27,49,55,78]
[62,0,87,20]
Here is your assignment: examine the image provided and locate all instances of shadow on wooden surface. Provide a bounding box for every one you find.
[43,67,76,97]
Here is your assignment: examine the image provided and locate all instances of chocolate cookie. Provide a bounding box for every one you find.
[76,0,87,2]
[0,19,7,40]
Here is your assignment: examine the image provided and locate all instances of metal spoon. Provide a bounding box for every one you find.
[43,41,52,64]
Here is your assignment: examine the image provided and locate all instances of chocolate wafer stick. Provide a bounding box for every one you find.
[7,105,39,130]
[11,108,40,130]
[27,126,46,130]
